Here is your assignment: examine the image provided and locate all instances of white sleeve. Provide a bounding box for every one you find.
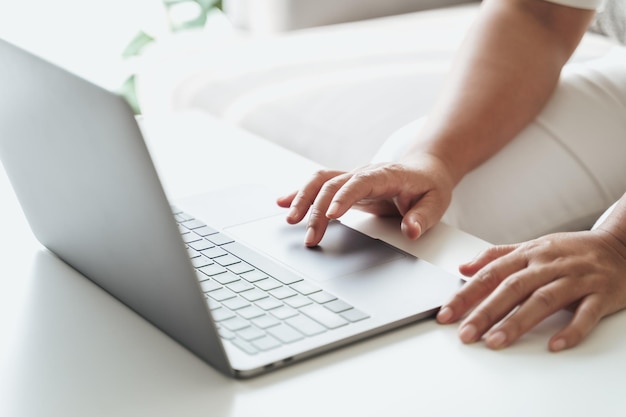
[541,0,604,10]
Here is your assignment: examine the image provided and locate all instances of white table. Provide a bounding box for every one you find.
[1,112,625,417]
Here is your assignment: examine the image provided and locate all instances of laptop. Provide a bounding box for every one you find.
[0,38,461,378]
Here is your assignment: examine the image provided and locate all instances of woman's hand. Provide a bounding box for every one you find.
[276,153,455,247]
[437,229,626,351]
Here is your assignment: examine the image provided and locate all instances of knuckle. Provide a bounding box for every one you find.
[577,301,605,322]
[312,169,334,181]
[471,269,501,293]
[532,288,558,310]
[307,205,326,220]
[500,276,527,298]
[470,307,495,328]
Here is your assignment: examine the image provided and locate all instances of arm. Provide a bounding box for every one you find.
[406,0,595,184]
[438,194,626,351]
[278,0,595,246]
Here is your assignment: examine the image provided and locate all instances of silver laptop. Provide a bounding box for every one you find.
[0,38,461,378]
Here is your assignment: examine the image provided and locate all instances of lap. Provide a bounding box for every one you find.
[374,46,626,244]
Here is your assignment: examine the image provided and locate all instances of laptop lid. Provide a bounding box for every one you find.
[0,38,233,376]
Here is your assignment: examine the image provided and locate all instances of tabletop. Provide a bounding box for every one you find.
[1,112,625,417]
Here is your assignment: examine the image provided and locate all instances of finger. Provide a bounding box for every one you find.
[459,244,519,277]
[437,248,528,328]
[325,169,391,219]
[285,169,345,224]
[548,294,606,352]
[353,198,400,217]
[482,276,588,349]
[305,173,354,247]
[276,191,297,208]
[399,191,445,240]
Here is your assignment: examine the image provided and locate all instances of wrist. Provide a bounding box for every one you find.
[596,196,626,258]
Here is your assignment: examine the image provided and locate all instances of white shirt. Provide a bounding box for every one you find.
[543,0,604,10]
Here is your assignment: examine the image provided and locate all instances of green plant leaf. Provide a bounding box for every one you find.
[118,75,141,114]
[121,31,155,59]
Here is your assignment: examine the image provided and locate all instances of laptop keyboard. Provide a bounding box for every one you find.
[173,208,370,355]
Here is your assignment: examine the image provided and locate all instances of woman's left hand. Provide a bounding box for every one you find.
[436,229,626,351]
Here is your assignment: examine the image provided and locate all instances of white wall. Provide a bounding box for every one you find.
[0,0,169,87]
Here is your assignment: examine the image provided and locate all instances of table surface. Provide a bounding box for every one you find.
[1,113,626,417]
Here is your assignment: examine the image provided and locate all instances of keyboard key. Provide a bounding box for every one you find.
[230,338,258,354]
[255,277,282,291]
[270,305,298,320]
[180,219,206,230]
[239,269,267,282]
[227,280,254,293]
[267,323,304,344]
[269,287,297,300]
[188,239,214,251]
[194,225,218,236]
[217,327,236,340]
[191,256,212,268]
[199,279,221,293]
[208,287,237,302]
[255,297,283,311]
[211,307,236,322]
[237,326,265,342]
[284,295,313,309]
[325,299,353,313]
[309,291,337,304]
[181,232,202,243]
[237,305,265,320]
[174,211,192,221]
[300,304,348,329]
[214,254,241,266]
[251,314,281,329]
[222,296,250,311]
[240,288,268,302]
[206,297,221,310]
[340,308,370,323]
[186,247,201,258]
[211,271,240,285]
[291,281,322,295]
[221,316,250,332]
[251,335,282,351]
[207,233,235,246]
[198,263,227,276]
[285,314,326,336]
[227,262,255,275]
[201,247,229,259]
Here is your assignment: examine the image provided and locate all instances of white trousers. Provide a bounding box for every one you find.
[373,46,626,244]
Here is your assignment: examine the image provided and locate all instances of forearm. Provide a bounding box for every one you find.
[403,0,595,185]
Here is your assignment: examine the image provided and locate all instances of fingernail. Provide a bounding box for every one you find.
[305,227,316,246]
[486,331,507,349]
[288,206,299,220]
[437,306,453,323]
[401,220,422,240]
[327,202,340,217]
[413,221,422,239]
[459,324,478,343]
[551,338,567,352]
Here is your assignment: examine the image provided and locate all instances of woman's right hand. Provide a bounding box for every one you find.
[276,152,456,247]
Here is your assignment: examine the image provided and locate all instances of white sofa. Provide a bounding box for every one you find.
[137,1,615,171]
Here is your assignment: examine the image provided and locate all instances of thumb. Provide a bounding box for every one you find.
[400,193,445,240]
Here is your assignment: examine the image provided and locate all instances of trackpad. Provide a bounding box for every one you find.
[225,215,406,282]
